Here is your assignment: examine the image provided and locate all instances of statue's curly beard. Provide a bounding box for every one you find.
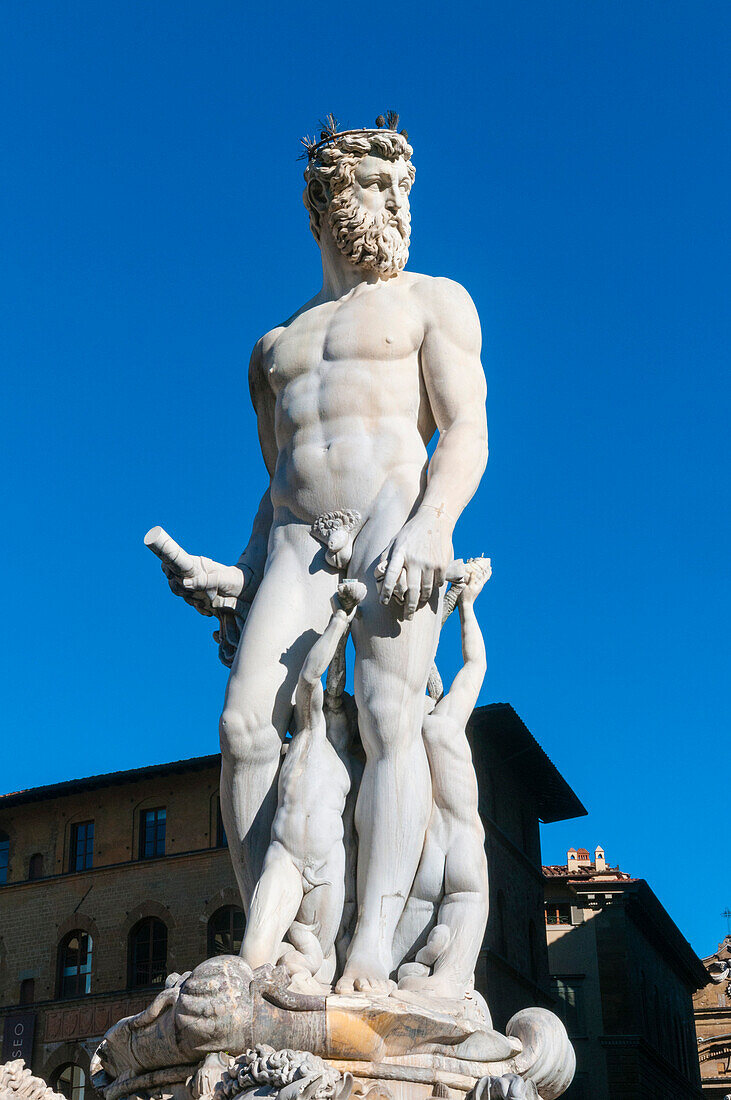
[327,188,410,278]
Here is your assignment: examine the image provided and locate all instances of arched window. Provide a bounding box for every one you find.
[57,931,93,998]
[29,853,43,880]
[0,831,9,884]
[128,917,167,988]
[207,905,245,956]
[53,1064,86,1100]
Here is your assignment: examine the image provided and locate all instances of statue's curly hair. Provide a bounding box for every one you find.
[303,131,415,243]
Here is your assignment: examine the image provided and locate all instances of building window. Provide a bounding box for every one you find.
[128,917,167,987]
[552,977,585,1037]
[70,821,94,871]
[139,808,166,859]
[19,978,35,1005]
[207,905,245,956]
[0,831,9,884]
[545,903,573,926]
[53,1064,86,1100]
[57,930,93,998]
[28,853,44,880]
[216,798,227,848]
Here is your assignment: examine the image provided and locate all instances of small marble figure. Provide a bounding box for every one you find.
[395,558,491,1000]
[241,581,367,990]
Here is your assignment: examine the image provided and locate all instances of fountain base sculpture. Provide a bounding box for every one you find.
[90,958,573,1100]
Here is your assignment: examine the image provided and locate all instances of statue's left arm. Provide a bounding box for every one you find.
[380,279,488,617]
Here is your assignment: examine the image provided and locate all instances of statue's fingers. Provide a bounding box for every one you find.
[380,548,405,604]
[376,542,393,580]
[393,569,408,602]
[405,566,420,619]
[420,567,435,604]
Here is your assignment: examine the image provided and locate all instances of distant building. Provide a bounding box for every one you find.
[694,934,731,1096]
[544,847,708,1100]
[0,703,585,1097]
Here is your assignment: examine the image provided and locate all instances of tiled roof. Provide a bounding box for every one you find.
[543,863,636,882]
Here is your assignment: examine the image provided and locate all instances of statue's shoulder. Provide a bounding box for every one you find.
[257,291,324,350]
[406,273,480,332]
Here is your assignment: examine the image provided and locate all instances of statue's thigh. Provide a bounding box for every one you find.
[352,595,441,703]
[223,541,337,725]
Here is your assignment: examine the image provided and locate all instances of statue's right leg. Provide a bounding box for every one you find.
[218,521,338,912]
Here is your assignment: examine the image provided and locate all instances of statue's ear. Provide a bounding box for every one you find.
[307,179,328,212]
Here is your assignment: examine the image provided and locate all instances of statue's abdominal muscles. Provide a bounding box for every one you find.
[267,290,428,522]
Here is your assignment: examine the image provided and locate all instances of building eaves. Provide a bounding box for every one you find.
[0,753,220,808]
[468,703,587,824]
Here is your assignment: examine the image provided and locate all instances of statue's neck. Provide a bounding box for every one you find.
[319,226,382,301]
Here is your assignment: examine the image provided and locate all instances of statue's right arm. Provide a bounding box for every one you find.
[235,338,278,590]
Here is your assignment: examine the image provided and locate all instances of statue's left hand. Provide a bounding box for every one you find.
[377,507,452,619]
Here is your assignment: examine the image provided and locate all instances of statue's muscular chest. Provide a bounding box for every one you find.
[266,291,423,399]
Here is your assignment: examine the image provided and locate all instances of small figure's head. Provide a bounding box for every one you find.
[303,116,415,279]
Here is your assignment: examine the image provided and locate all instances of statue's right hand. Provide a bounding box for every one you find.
[164,556,246,617]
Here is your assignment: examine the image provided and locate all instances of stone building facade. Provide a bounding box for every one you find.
[544,848,708,1100]
[0,702,584,1097]
[694,934,731,1096]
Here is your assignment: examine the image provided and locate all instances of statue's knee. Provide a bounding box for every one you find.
[219,707,279,767]
[360,691,423,758]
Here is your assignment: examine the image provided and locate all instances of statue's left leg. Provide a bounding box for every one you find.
[335,515,441,993]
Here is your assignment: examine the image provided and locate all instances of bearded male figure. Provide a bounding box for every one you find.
[160,118,488,994]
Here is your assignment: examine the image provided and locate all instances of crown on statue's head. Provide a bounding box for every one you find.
[301,112,409,160]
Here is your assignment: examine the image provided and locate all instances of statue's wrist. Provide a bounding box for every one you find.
[419,503,455,530]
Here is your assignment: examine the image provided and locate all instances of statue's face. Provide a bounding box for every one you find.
[326,152,412,278]
[351,154,412,224]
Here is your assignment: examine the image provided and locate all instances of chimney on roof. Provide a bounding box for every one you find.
[595,845,606,871]
[575,847,591,866]
[567,848,578,870]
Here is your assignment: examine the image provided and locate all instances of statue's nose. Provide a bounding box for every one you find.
[386,186,405,211]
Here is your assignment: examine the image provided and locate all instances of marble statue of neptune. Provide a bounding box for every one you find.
[158,117,488,995]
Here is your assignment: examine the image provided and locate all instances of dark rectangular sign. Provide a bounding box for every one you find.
[2,1012,36,1065]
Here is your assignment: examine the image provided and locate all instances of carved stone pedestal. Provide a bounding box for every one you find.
[89,959,574,1100]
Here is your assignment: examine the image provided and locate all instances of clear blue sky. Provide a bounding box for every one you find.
[2,2,729,958]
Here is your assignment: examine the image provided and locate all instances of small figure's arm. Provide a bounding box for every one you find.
[294,581,367,732]
[433,558,491,727]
